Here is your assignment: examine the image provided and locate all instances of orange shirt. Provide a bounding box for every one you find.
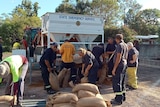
[60,42,75,63]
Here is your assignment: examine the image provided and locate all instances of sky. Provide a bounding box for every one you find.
[0,0,160,17]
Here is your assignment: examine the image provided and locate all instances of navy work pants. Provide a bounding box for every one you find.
[60,62,77,83]
[108,59,114,75]
[88,66,99,84]
[40,64,51,89]
[112,65,127,103]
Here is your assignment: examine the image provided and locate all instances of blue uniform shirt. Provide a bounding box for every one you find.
[82,51,99,69]
[39,48,56,67]
[127,47,139,67]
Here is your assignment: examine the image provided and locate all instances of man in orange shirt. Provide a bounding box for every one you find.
[60,39,76,87]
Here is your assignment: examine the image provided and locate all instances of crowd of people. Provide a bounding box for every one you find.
[0,33,139,106]
[39,33,139,105]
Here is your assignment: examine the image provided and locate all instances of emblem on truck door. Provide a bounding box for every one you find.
[76,21,81,26]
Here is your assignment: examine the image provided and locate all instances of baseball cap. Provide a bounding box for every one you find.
[50,42,58,47]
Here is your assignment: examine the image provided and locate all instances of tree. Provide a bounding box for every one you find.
[55,0,75,13]
[56,0,91,14]
[104,26,136,42]
[90,0,119,26]
[117,0,142,25]
[74,0,91,14]
[12,0,40,16]
[0,0,41,51]
[132,9,160,35]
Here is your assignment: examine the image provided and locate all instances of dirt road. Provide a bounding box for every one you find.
[0,62,160,107]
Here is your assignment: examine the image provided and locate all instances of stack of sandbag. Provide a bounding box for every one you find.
[0,95,13,107]
[49,71,60,91]
[97,64,108,85]
[72,83,111,107]
[58,68,71,88]
[80,77,88,83]
[46,92,78,107]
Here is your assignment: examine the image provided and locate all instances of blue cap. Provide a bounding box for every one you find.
[50,42,58,47]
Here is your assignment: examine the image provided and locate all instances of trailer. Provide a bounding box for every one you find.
[41,12,105,49]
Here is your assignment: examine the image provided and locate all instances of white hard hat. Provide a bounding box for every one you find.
[0,63,10,78]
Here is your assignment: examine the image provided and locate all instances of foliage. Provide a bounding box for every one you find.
[131,9,160,35]
[0,0,41,51]
[104,26,136,42]
[118,0,142,25]
[12,0,40,16]
[56,0,91,14]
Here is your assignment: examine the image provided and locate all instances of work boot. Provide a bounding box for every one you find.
[111,99,122,105]
[46,88,56,94]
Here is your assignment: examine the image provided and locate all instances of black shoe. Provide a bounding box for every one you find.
[123,97,126,101]
[111,99,122,105]
[126,85,137,90]
[46,88,56,94]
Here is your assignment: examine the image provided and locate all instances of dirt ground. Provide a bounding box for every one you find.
[0,65,159,107]
[0,53,160,107]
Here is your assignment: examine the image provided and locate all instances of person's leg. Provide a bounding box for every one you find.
[5,74,12,95]
[121,73,126,101]
[41,66,50,88]
[108,60,114,77]
[126,67,138,89]
[88,66,99,84]
[68,62,76,88]
[112,66,123,104]
[19,63,28,100]
[40,65,55,94]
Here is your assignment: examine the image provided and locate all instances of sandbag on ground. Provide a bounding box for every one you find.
[77,90,95,99]
[80,77,88,83]
[58,68,67,86]
[62,69,71,88]
[51,92,78,104]
[0,95,13,102]
[53,103,76,107]
[0,95,13,107]
[76,97,107,107]
[97,65,107,84]
[49,72,60,91]
[72,83,100,94]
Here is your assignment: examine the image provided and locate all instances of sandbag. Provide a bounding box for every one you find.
[77,90,95,99]
[49,72,60,91]
[46,101,53,107]
[98,65,107,84]
[0,95,13,102]
[53,103,76,107]
[62,69,71,88]
[51,92,78,104]
[81,77,88,83]
[72,83,99,94]
[96,94,104,100]
[0,102,10,107]
[58,68,67,86]
[76,97,107,107]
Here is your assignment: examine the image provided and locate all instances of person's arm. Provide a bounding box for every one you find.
[11,82,19,105]
[81,64,85,74]
[84,64,92,77]
[112,53,122,76]
[72,45,75,55]
[59,45,64,55]
[106,51,114,54]
[130,54,137,64]
[44,60,52,72]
